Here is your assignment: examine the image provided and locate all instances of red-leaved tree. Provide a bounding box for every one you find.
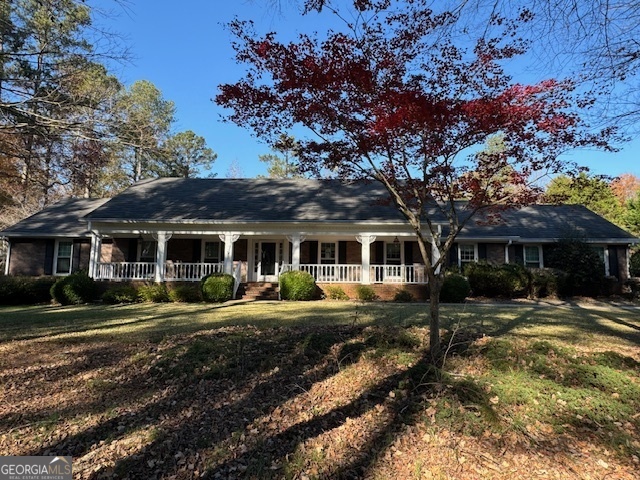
[216,0,614,357]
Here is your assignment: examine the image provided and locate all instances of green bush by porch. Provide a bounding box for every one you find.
[201,273,235,302]
[279,270,316,300]
[50,272,98,305]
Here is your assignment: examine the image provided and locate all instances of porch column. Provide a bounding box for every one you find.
[88,231,102,279]
[287,234,305,270]
[356,235,376,284]
[153,231,172,282]
[220,233,240,274]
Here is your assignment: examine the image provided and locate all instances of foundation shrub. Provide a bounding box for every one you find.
[279,271,316,301]
[545,238,605,297]
[50,272,98,305]
[168,284,202,303]
[393,289,414,302]
[201,273,234,302]
[465,262,530,298]
[439,274,470,303]
[138,283,170,303]
[102,285,139,304]
[324,285,349,300]
[0,276,56,305]
[355,285,377,302]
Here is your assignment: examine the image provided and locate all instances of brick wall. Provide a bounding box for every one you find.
[317,282,428,301]
[9,240,47,276]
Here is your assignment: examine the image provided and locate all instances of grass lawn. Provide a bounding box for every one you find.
[0,300,638,479]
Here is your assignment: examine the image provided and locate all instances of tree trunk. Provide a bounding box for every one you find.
[428,273,443,360]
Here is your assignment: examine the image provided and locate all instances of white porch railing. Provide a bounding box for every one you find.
[165,262,224,281]
[281,264,427,284]
[96,262,156,281]
[371,265,427,284]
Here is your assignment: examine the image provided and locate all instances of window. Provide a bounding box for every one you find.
[320,242,336,264]
[459,244,476,265]
[140,240,157,262]
[386,242,401,265]
[204,241,221,263]
[55,241,73,275]
[524,245,541,268]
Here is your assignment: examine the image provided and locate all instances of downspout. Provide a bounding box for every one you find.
[2,237,9,276]
[505,239,513,264]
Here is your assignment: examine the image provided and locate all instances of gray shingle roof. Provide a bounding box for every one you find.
[86,178,406,222]
[461,205,637,241]
[3,179,636,243]
[1,198,108,238]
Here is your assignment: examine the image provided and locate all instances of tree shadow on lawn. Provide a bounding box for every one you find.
[457,304,640,347]
[4,304,639,478]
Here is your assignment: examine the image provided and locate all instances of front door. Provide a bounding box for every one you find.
[257,242,278,282]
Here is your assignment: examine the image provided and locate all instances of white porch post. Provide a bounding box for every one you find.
[356,235,376,284]
[220,233,240,274]
[89,231,102,279]
[287,234,305,270]
[153,232,172,283]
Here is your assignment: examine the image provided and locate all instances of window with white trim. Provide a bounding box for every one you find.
[320,242,336,264]
[524,245,542,268]
[203,241,221,263]
[55,241,73,275]
[139,240,157,262]
[385,242,401,265]
[459,244,476,265]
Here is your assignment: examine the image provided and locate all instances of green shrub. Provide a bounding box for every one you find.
[529,269,560,298]
[545,238,606,297]
[0,276,56,305]
[137,283,170,303]
[50,272,98,305]
[168,284,202,303]
[324,285,349,300]
[630,249,640,277]
[201,273,235,302]
[102,285,138,304]
[465,262,530,298]
[279,271,316,301]
[393,289,414,302]
[355,284,377,302]
[439,274,470,303]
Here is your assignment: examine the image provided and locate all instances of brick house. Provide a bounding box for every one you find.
[1,178,637,299]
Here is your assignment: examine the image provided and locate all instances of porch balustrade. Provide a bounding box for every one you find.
[280,264,428,284]
[96,262,156,281]
[95,261,428,284]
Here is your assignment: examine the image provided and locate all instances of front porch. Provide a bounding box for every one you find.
[89,232,432,286]
[94,261,428,284]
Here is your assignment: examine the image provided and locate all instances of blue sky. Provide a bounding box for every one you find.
[95,0,639,180]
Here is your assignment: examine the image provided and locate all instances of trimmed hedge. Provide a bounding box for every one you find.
[50,272,98,305]
[201,273,235,303]
[0,276,56,305]
[439,274,470,303]
[279,271,316,301]
[464,262,530,298]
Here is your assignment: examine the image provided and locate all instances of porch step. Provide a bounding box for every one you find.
[236,282,279,301]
